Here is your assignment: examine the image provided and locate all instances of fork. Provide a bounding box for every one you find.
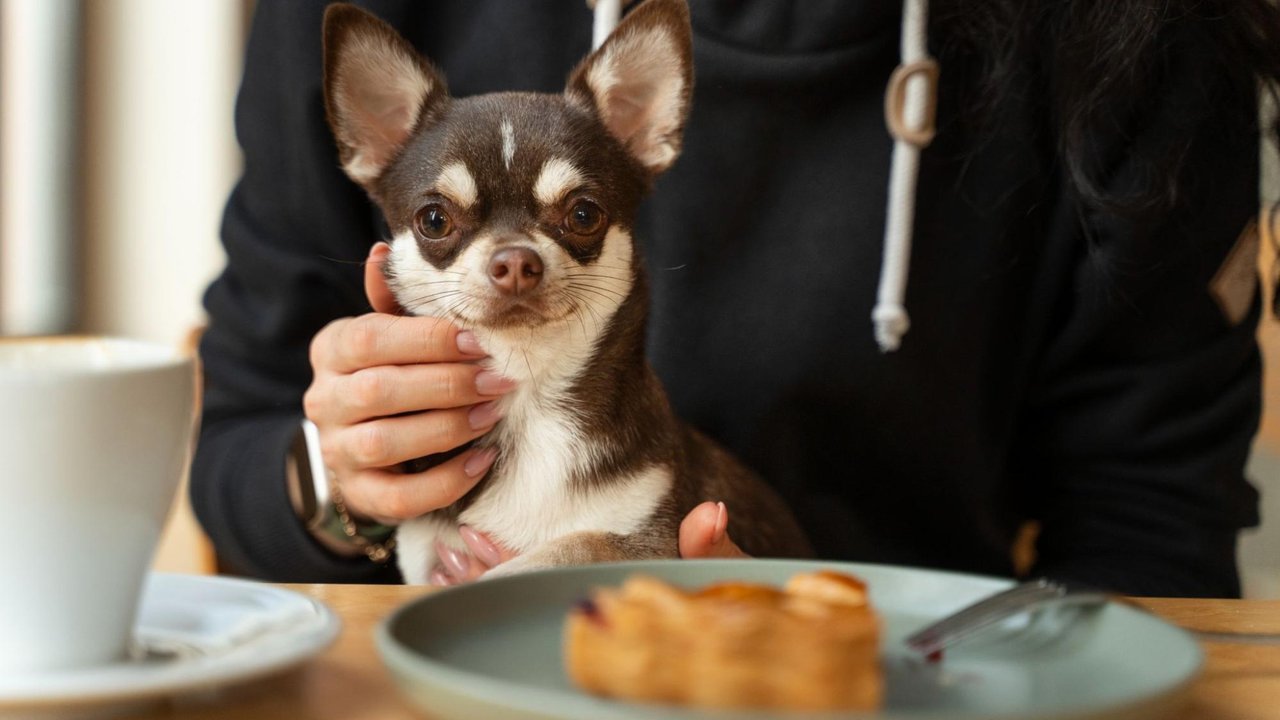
[904,578,1110,656]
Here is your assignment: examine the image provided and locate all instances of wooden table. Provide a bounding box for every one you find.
[130,585,1280,720]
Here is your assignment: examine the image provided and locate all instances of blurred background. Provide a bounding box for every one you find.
[0,0,1277,596]
[0,0,247,578]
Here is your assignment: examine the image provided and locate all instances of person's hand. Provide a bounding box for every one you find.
[677,501,749,559]
[430,501,748,586]
[303,242,514,525]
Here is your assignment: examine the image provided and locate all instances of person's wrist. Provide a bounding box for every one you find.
[286,419,396,561]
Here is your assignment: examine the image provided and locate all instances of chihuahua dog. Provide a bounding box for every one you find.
[322,0,810,583]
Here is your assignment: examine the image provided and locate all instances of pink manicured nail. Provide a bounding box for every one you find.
[460,525,503,566]
[456,331,485,356]
[429,568,452,587]
[474,370,517,396]
[463,447,498,477]
[468,400,504,430]
[713,501,728,544]
[436,540,471,579]
[367,242,389,264]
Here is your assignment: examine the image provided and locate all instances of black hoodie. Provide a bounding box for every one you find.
[193,0,1262,596]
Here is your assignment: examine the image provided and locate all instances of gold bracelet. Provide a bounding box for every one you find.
[329,481,397,563]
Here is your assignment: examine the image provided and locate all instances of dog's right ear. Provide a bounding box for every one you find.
[565,0,692,176]
[323,3,447,186]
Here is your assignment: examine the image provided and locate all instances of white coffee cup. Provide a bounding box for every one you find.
[0,336,196,673]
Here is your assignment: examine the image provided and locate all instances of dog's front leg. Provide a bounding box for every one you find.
[481,530,676,580]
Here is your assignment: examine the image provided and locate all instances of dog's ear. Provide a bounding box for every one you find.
[565,0,692,175]
[323,3,447,186]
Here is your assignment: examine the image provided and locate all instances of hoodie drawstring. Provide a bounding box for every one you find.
[875,0,938,352]
[590,0,623,49]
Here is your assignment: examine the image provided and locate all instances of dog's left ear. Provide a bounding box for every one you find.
[566,0,692,175]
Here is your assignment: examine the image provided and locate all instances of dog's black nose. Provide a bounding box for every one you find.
[488,247,544,296]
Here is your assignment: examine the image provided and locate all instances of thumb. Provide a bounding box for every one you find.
[679,501,749,559]
[365,242,403,315]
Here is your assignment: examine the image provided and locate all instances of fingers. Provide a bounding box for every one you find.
[430,526,521,587]
[365,242,402,315]
[304,274,510,523]
[309,363,516,425]
[324,403,504,471]
[305,250,509,524]
[679,501,749,559]
[311,313,485,375]
[338,446,498,524]
[459,525,519,566]
[423,502,749,589]
[433,539,488,585]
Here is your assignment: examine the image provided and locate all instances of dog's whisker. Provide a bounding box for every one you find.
[406,290,465,306]
[565,270,629,279]
[570,261,632,271]
[395,265,468,277]
[521,346,539,396]
[571,305,590,338]
[555,290,593,338]
[564,289,607,327]
[394,294,462,315]
[392,280,462,292]
[570,285,627,305]
[436,294,473,323]
[568,279,627,294]
[398,287,463,303]
[501,344,517,378]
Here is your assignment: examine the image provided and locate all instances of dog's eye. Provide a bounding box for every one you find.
[566,200,606,236]
[414,205,454,240]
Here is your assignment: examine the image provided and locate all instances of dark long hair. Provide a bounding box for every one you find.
[935,0,1280,215]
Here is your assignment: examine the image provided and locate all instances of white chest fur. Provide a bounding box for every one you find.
[394,324,672,584]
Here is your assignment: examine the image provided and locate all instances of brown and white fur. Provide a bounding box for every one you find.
[322,0,810,584]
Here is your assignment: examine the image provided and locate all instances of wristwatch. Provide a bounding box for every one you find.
[286,419,396,562]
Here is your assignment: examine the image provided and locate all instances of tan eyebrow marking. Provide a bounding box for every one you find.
[533,157,584,206]
[434,162,478,208]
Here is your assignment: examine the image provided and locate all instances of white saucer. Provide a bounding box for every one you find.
[0,573,340,719]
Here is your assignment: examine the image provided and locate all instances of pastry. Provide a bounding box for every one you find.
[564,570,881,710]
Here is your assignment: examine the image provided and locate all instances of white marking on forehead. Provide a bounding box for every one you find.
[533,158,585,206]
[434,162,477,208]
[500,119,516,171]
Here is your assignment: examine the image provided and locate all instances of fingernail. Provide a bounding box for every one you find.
[460,524,504,566]
[429,568,452,587]
[463,447,498,477]
[474,370,517,396]
[468,400,504,430]
[436,540,471,579]
[456,331,485,356]
[713,501,728,544]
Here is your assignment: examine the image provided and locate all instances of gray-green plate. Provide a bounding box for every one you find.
[376,560,1201,719]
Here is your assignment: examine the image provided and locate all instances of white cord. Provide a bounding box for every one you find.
[591,0,622,49]
[874,0,935,352]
